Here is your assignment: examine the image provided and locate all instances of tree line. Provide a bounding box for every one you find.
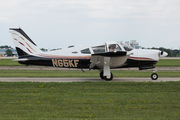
[0,45,12,49]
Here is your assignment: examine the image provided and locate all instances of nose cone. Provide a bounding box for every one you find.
[160,51,168,57]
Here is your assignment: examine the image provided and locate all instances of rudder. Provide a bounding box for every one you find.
[9,28,42,58]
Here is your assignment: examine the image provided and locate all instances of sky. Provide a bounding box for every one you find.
[0,0,180,49]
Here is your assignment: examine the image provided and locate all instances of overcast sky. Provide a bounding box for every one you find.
[1,0,180,49]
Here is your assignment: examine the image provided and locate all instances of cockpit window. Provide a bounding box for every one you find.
[120,42,133,51]
[92,45,105,53]
[81,48,91,54]
[109,44,122,51]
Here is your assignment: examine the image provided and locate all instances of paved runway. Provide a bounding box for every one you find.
[0,77,180,82]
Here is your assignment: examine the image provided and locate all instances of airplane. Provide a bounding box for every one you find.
[9,28,168,81]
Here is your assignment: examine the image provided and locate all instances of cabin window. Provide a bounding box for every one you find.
[109,44,122,51]
[81,48,91,54]
[72,51,78,54]
[92,45,105,53]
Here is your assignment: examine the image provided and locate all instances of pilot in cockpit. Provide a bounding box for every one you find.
[109,44,116,51]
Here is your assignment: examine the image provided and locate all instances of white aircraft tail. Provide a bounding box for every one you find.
[9,28,43,58]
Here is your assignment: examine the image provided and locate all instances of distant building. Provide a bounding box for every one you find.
[0,48,17,57]
[0,49,6,56]
[124,40,142,49]
[130,40,142,49]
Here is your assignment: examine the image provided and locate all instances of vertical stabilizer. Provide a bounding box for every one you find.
[9,28,42,58]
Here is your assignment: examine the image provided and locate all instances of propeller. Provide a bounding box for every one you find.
[161,51,164,55]
[159,50,168,57]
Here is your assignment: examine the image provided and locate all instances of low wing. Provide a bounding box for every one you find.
[89,51,128,69]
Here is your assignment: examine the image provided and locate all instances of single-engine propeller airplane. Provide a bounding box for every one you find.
[10,28,168,81]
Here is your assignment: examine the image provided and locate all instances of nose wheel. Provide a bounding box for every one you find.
[151,73,158,80]
[151,69,158,80]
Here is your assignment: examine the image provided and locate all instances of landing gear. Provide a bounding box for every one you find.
[100,71,105,80]
[100,71,113,81]
[151,73,158,80]
[151,69,158,80]
[104,73,113,81]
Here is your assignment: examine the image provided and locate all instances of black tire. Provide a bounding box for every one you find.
[151,73,158,80]
[104,73,113,81]
[100,71,105,79]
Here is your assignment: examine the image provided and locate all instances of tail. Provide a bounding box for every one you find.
[9,28,42,59]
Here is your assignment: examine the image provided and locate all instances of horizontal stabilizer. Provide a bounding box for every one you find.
[12,58,29,61]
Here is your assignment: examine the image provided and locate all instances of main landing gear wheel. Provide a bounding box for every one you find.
[100,71,105,80]
[151,73,158,80]
[99,71,113,81]
[104,73,113,81]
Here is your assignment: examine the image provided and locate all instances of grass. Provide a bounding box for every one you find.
[156,59,180,66]
[0,70,180,77]
[0,59,22,66]
[0,59,180,66]
[0,82,180,120]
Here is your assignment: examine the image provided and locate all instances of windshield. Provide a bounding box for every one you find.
[108,44,122,51]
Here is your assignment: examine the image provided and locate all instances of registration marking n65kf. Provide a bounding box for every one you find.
[52,59,79,67]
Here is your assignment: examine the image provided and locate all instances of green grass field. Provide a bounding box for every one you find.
[0,59,180,66]
[156,59,180,66]
[0,59,22,66]
[0,59,180,120]
[0,70,180,77]
[0,82,180,120]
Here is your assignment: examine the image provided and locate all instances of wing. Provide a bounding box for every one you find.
[89,51,128,69]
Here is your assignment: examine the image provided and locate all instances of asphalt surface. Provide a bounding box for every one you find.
[0,77,180,82]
